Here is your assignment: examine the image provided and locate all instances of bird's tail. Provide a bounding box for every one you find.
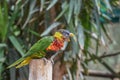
[7,57,25,69]
[7,56,32,69]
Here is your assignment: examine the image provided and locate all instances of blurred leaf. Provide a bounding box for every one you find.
[104,0,113,12]
[100,36,106,46]
[67,0,74,23]
[29,0,37,12]
[14,30,20,36]
[3,0,8,23]
[77,23,85,50]
[74,0,82,15]
[0,57,6,63]
[101,24,112,43]
[91,22,98,31]
[55,1,68,21]
[85,30,98,40]
[71,38,79,59]
[91,33,98,40]
[40,0,45,11]
[64,51,73,62]
[16,0,22,5]
[66,66,72,80]
[41,22,61,36]
[22,0,37,29]
[20,0,29,17]
[29,29,40,37]
[9,36,24,56]
[100,1,107,13]
[0,1,8,42]
[0,43,7,48]
[101,14,111,20]
[95,0,101,14]
[46,0,58,10]
[0,48,4,80]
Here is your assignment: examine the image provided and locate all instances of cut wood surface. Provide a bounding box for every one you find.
[29,59,52,80]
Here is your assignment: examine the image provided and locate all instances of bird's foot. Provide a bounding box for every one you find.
[51,59,54,64]
[42,58,48,65]
[50,58,54,64]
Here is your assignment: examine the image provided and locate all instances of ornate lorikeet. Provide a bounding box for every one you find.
[7,29,74,68]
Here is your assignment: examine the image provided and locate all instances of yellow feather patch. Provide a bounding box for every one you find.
[16,57,31,68]
[53,32,63,40]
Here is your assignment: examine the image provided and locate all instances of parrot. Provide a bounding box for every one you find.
[7,29,74,68]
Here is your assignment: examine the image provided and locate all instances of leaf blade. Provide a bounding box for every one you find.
[46,0,58,10]
[41,22,61,36]
[9,36,24,56]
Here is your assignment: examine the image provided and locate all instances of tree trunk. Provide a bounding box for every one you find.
[29,59,52,80]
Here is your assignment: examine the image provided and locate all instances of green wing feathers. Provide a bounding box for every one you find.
[24,36,54,57]
[7,36,54,68]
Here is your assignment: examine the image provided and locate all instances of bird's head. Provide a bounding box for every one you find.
[53,29,74,41]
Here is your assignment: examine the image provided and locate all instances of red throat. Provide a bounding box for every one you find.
[46,38,64,51]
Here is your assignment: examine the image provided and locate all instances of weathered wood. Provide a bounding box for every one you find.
[29,59,52,80]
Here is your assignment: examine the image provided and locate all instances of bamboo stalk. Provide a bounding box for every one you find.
[29,59,52,80]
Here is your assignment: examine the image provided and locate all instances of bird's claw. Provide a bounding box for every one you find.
[50,58,54,64]
[42,58,48,65]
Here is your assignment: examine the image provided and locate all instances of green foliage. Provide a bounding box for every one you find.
[9,36,24,56]
[0,1,8,80]
[0,0,8,42]
[0,0,119,80]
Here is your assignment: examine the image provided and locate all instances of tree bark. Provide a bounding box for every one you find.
[29,59,52,80]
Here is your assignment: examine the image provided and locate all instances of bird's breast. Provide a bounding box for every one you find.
[46,38,64,51]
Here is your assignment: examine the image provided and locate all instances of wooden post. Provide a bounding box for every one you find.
[29,59,52,80]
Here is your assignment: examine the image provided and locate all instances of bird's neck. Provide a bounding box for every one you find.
[53,32,64,41]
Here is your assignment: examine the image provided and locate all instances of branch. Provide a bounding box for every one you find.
[100,51,120,58]
[86,51,120,61]
[81,69,119,79]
